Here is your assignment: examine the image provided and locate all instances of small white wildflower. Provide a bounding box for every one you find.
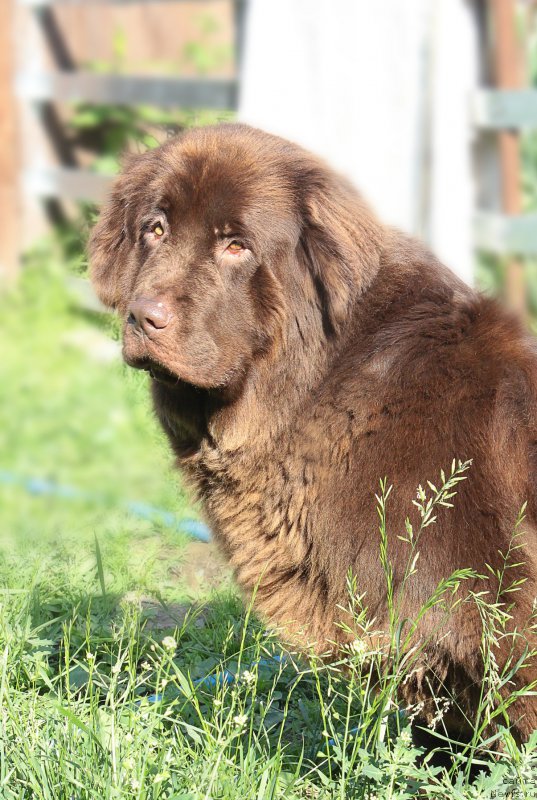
[86,652,94,661]
[400,728,412,745]
[240,670,255,685]
[141,661,151,671]
[349,639,367,657]
[213,698,222,707]
[233,714,248,727]
[150,644,156,652]
[111,662,121,675]
[162,636,177,651]
[124,732,134,744]
[429,698,452,728]
[131,779,140,790]
[160,678,169,688]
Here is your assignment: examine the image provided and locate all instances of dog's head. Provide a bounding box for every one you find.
[89,124,382,395]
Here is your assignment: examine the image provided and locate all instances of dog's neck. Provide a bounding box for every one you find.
[154,261,385,468]
[205,310,346,456]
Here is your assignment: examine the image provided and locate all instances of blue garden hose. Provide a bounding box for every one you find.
[0,470,212,543]
[139,654,287,705]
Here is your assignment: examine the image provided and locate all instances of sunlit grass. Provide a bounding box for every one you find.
[0,251,193,549]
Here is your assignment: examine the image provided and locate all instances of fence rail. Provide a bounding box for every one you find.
[473,89,537,130]
[24,167,112,202]
[473,211,537,256]
[16,71,238,108]
[19,0,225,6]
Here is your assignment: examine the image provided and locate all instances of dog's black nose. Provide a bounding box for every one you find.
[127,297,170,335]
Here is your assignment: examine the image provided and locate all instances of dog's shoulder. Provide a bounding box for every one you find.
[353,230,535,390]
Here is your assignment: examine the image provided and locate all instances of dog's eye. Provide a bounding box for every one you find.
[227,241,243,253]
[142,221,166,244]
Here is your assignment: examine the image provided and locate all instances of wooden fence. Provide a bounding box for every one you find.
[2,0,537,294]
[473,85,537,257]
[1,0,240,280]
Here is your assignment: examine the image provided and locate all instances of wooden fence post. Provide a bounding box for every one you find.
[0,0,20,283]
[491,0,526,316]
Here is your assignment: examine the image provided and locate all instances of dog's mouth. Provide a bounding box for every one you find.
[125,355,184,388]
[146,363,181,387]
[122,327,244,396]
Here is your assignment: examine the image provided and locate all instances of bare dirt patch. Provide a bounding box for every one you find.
[169,540,231,596]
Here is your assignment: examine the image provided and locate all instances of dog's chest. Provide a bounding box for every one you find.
[177,376,459,644]
[180,433,348,641]
[185,387,395,566]
[192,438,318,559]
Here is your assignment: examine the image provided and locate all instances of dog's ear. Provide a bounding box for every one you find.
[300,166,382,333]
[88,156,141,311]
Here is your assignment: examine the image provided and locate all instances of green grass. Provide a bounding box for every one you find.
[0,245,196,557]
[1,258,537,798]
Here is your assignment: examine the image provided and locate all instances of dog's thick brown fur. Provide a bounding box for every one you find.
[90,123,537,742]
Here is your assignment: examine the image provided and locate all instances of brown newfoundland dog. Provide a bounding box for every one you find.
[90,123,537,743]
